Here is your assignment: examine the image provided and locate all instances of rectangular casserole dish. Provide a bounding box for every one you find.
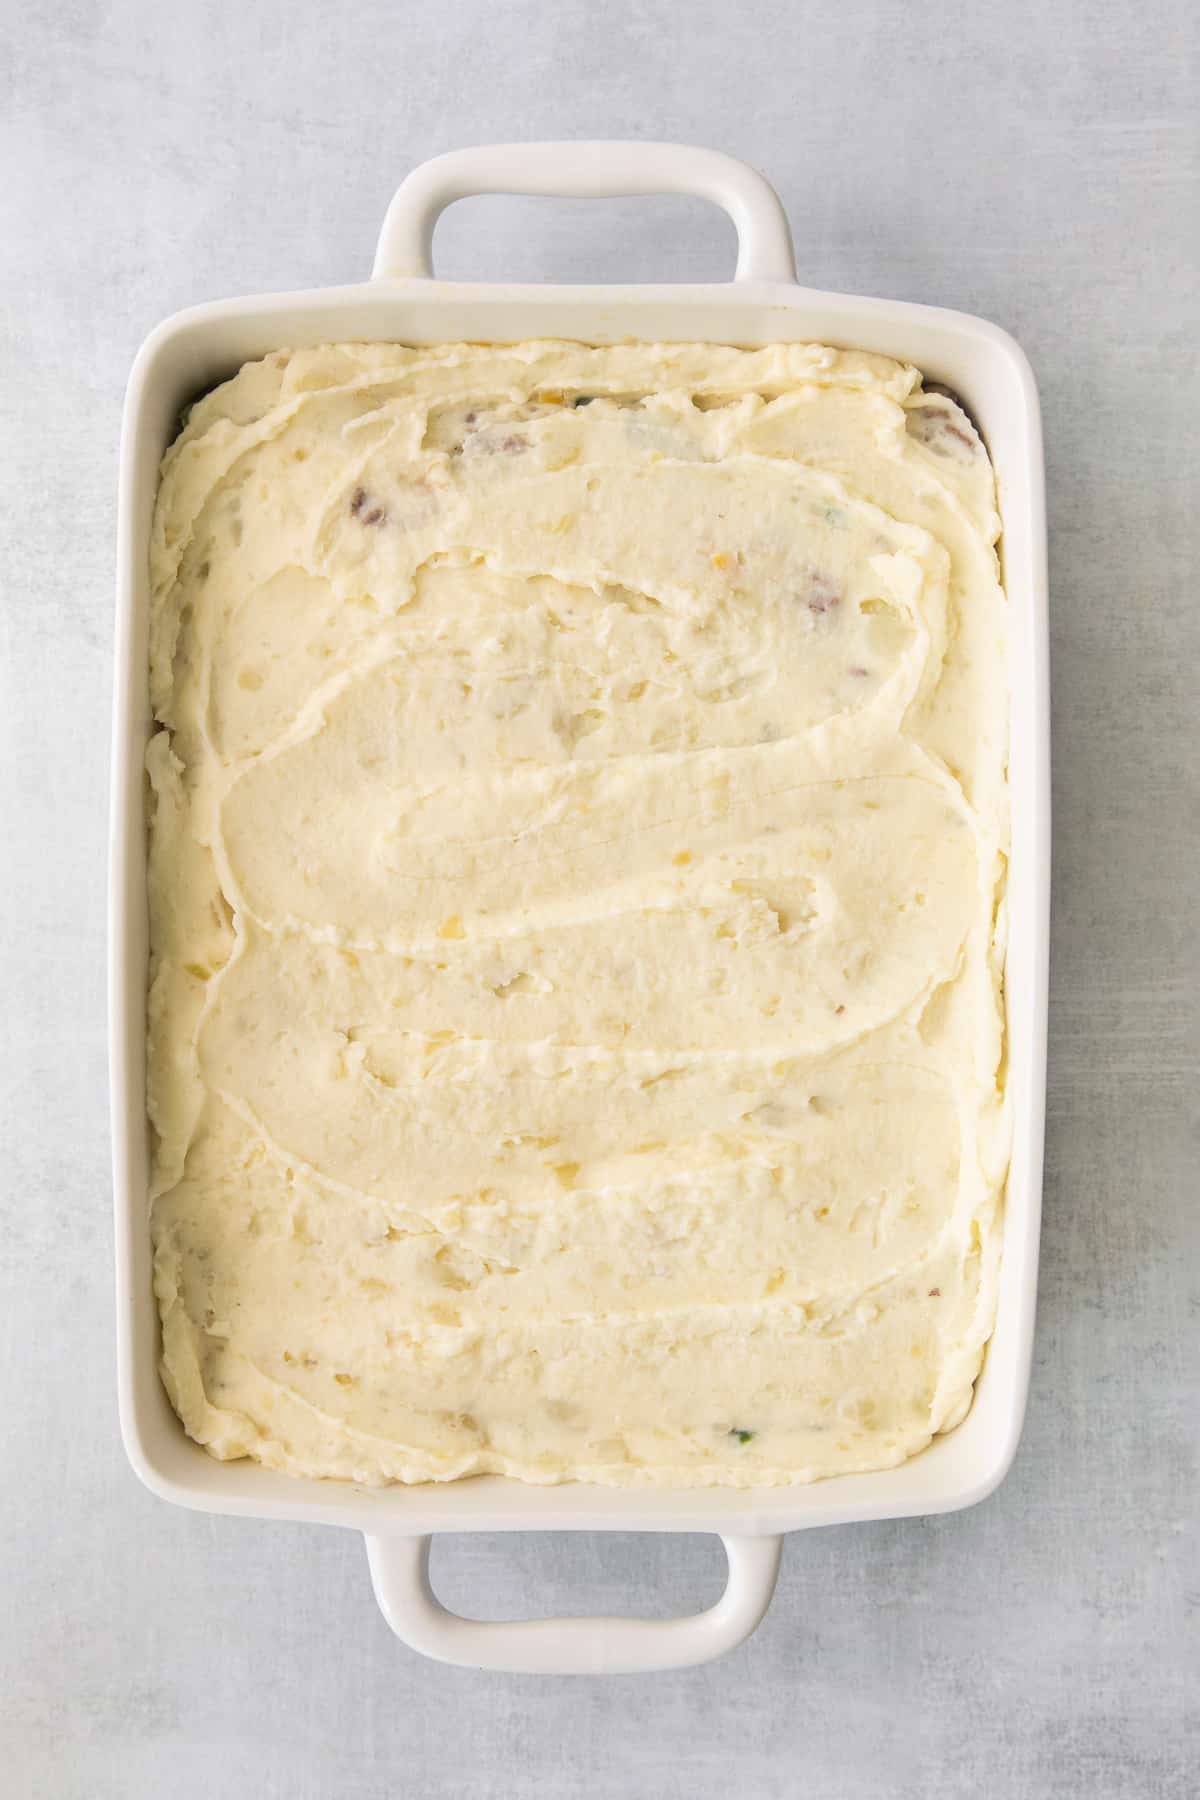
[111,142,1048,1674]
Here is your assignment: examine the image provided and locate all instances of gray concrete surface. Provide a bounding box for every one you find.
[2,0,1196,1794]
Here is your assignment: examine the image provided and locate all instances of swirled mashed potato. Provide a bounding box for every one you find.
[146,340,1009,1487]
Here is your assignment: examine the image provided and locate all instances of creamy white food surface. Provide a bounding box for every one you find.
[147,340,1010,1487]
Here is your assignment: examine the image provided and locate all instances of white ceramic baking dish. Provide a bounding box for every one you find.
[111,142,1049,1675]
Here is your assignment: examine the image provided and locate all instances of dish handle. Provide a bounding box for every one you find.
[364,1531,783,1674]
[371,141,797,284]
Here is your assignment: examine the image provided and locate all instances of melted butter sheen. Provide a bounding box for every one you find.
[147,340,1010,1488]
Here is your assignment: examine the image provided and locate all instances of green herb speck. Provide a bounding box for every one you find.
[730,1428,755,1445]
[572,395,595,407]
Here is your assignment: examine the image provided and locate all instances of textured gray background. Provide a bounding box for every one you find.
[3,0,1197,1794]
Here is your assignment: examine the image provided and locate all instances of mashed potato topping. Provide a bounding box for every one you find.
[146,340,1008,1486]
